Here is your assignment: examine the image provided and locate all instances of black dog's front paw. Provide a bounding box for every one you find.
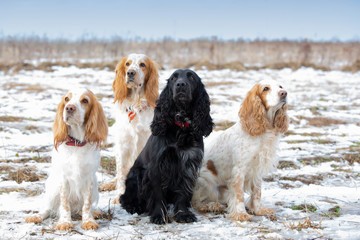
[120,197,145,215]
[173,211,197,223]
[122,205,144,215]
[150,213,170,225]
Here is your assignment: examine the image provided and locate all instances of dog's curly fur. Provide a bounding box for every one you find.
[120,69,213,224]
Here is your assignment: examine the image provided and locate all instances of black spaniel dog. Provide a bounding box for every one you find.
[120,69,213,224]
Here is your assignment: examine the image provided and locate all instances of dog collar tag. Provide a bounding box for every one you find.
[128,111,136,122]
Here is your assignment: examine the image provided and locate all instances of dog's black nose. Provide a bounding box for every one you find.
[66,104,76,114]
[127,70,136,78]
[176,79,187,88]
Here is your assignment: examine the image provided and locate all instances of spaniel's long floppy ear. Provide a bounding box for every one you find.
[239,84,269,136]
[192,78,214,137]
[113,57,128,104]
[274,105,289,134]
[53,96,68,150]
[85,91,108,147]
[144,57,159,107]
[150,83,173,136]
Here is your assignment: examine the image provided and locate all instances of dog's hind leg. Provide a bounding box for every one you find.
[25,188,58,224]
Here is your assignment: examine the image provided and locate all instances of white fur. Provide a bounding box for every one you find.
[113,99,154,199]
[192,80,287,221]
[26,89,103,229]
[110,53,157,202]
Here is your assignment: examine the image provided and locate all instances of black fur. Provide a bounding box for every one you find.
[120,69,213,224]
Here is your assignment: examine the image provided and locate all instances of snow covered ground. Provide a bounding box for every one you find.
[1,66,360,239]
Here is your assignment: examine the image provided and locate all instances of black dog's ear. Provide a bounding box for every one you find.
[151,83,174,136]
[191,80,214,137]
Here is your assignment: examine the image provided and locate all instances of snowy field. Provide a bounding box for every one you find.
[1,66,360,239]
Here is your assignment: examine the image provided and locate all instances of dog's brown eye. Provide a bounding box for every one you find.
[126,62,130,66]
[82,99,88,104]
[140,63,146,68]
[279,85,283,89]
[187,73,194,80]
[264,87,269,92]
[65,97,69,102]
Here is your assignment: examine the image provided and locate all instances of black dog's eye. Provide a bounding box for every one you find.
[263,87,269,92]
[187,73,194,80]
[140,63,146,68]
[279,85,283,89]
[65,97,69,102]
[171,74,178,81]
[82,99,88,104]
[126,62,130,66]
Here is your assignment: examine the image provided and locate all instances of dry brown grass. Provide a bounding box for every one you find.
[214,120,236,131]
[342,59,360,73]
[0,165,15,173]
[2,167,47,184]
[298,156,336,166]
[0,116,24,122]
[277,160,299,169]
[0,156,51,164]
[1,37,359,72]
[3,82,46,93]
[100,156,116,176]
[280,174,324,185]
[0,60,118,74]
[296,116,347,127]
[205,81,236,88]
[282,217,323,231]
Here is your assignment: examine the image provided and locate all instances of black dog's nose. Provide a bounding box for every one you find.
[127,70,136,78]
[176,79,187,88]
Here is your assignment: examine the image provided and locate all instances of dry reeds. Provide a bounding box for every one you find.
[1,36,359,72]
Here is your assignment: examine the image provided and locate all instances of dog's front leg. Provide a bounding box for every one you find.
[246,182,275,216]
[55,186,73,231]
[149,176,169,225]
[81,185,99,230]
[113,145,136,204]
[226,174,252,222]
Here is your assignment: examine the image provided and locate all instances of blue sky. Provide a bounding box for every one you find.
[0,0,359,41]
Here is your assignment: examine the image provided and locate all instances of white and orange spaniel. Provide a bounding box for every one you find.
[25,88,108,231]
[192,79,289,221]
[101,53,159,203]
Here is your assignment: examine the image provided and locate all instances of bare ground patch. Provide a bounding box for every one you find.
[205,81,236,88]
[3,82,47,93]
[2,167,47,183]
[280,174,324,185]
[296,116,347,127]
[298,156,337,166]
[100,156,116,176]
[0,156,51,164]
[285,130,325,137]
[0,165,15,174]
[277,160,299,169]
[214,120,236,131]
[0,116,24,122]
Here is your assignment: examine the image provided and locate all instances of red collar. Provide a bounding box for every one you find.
[174,121,190,128]
[66,135,87,147]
